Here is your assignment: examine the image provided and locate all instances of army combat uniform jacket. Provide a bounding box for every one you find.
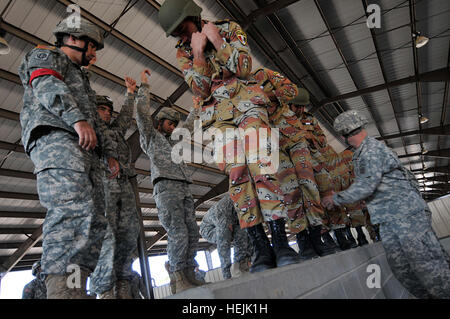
[333,136,428,223]
[19,45,116,166]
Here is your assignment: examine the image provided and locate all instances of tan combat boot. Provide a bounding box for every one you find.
[173,270,195,294]
[183,267,205,286]
[231,258,251,278]
[116,279,132,299]
[168,272,176,295]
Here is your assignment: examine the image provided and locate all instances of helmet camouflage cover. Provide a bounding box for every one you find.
[96,95,114,112]
[158,0,202,37]
[31,260,41,276]
[155,107,181,123]
[333,110,369,135]
[53,16,104,50]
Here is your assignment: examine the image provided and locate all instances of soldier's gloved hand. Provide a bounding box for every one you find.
[74,120,98,151]
[108,157,120,179]
[322,195,335,210]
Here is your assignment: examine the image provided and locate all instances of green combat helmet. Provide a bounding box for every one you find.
[53,16,104,50]
[333,110,369,136]
[289,88,310,106]
[158,0,202,37]
[155,107,181,124]
[31,260,41,277]
[96,95,114,112]
[53,16,104,66]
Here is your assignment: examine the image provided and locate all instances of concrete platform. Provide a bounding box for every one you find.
[168,242,412,299]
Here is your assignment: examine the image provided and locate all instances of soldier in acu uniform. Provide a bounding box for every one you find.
[135,69,202,293]
[22,261,47,299]
[322,110,450,299]
[18,17,120,299]
[158,0,300,274]
[90,79,140,299]
[200,195,252,279]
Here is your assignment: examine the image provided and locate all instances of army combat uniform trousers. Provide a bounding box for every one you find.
[200,215,251,279]
[154,179,199,273]
[30,130,107,277]
[90,175,140,294]
[213,107,287,229]
[380,210,450,299]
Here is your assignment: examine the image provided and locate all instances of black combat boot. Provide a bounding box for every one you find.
[310,225,338,256]
[295,229,318,260]
[334,228,353,250]
[345,226,358,248]
[268,219,301,267]
[355,226,369,246]
[246,223,276,273]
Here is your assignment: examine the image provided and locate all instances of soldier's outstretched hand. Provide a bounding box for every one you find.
[141,69,151,85]
[73,120,97,151]
[125,76,137,93]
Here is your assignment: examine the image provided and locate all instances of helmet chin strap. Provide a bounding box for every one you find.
[62,41,90,66]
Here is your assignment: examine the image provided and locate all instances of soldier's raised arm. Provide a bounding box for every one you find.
[135,69,156,152]
[110,76,137,136]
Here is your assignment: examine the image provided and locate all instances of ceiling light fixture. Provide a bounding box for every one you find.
[0,29,10,55]
[413,31,429,48]
[419,114,429,124]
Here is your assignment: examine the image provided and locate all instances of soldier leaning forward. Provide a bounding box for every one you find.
[158,0,300,274]
[200,195,252,279]
[324,110,450,299]
[18,17,120,299]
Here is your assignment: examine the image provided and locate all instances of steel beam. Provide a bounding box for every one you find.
[376,124,450,141]
[310,67,450,113]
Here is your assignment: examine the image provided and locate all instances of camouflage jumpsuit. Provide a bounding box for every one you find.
[333,136,450,298]
[18,45,116,276]
[90,94,140,294]
[199,195,252,279]
[251,68,327,233]
[135,83,199,273]
[176,19,287,228]
[297,110,347,229]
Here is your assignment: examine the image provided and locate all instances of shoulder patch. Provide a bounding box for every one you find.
[235,29,247,45]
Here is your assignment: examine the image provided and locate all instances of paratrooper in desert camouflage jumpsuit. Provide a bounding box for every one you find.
[158,0,300,273]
